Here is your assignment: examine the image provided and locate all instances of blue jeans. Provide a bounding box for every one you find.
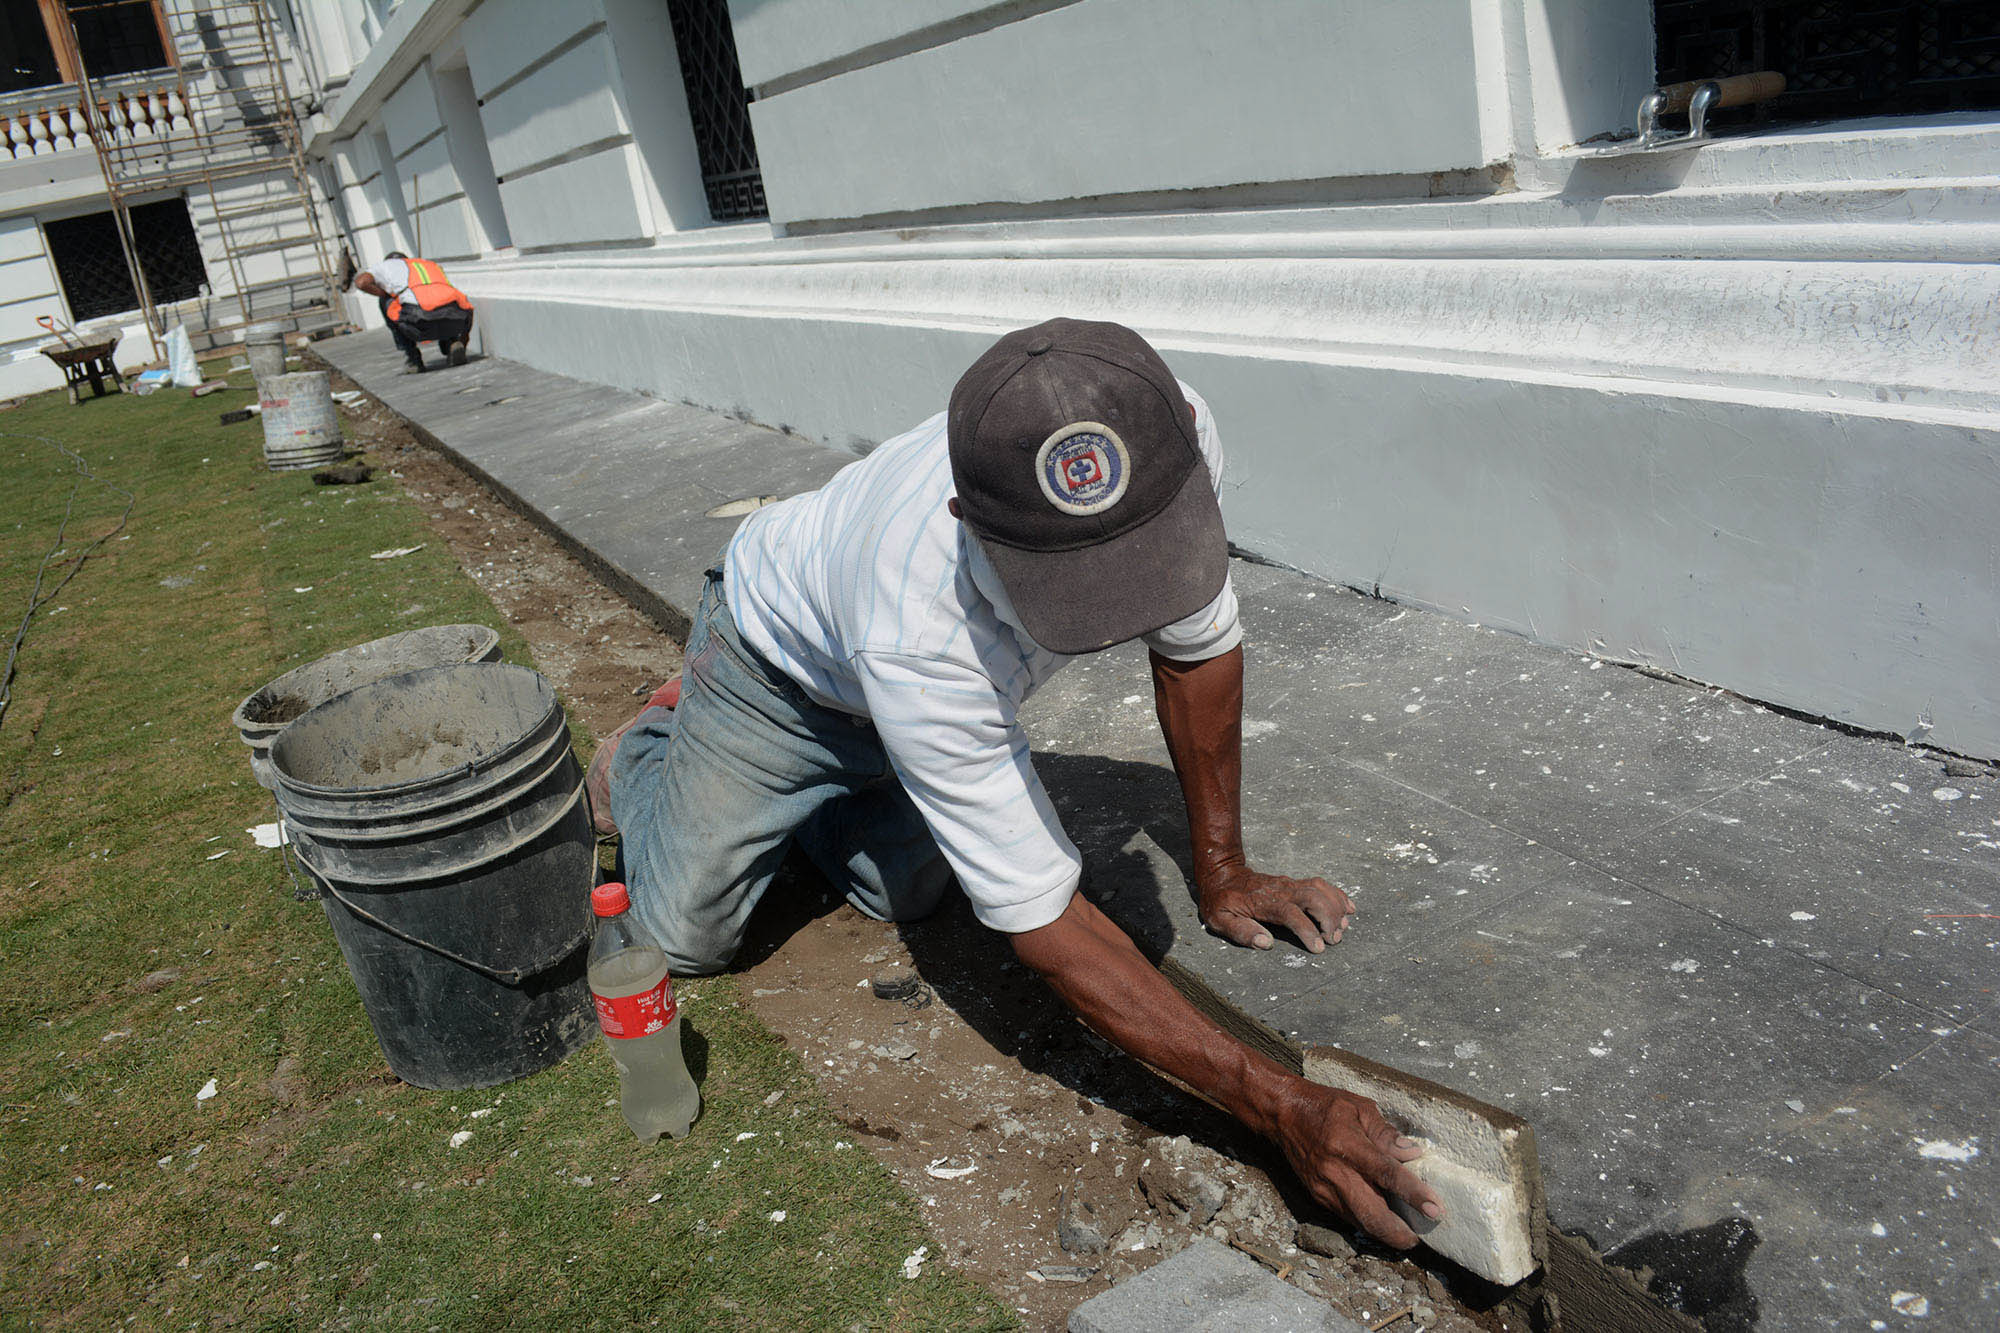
[608,569,952,974]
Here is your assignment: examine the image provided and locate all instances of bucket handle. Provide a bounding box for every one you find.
[289,784,594,984]
[311,877,591,984]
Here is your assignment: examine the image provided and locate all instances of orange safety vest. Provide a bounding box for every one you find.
[385,257,472,322]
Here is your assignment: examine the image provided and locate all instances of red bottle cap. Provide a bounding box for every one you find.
[591,882,630,917]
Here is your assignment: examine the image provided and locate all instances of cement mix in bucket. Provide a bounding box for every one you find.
[236,624,500,732]
[277,665,551,790]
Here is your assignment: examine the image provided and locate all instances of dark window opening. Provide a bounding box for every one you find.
[1655,1,2000,127]
[64,0,168,80]
[1,0,62,92]
[44,198,207,322]
[665,0,767,221]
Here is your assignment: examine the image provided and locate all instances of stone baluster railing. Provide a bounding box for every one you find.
[1,77,189,162]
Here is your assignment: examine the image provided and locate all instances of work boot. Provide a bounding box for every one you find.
[401,357,424,375]
[584,676,682,837]
[447,339,469,367]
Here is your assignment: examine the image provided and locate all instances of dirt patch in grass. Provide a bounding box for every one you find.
[327,377,680,742]
[337,368,1514,1333]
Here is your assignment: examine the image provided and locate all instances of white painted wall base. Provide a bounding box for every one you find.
[443,181,2000,760]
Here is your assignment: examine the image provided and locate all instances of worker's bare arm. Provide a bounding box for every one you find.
[1150,646,1352,951]
[1011,892,1442,1245]
[353,273,386,299]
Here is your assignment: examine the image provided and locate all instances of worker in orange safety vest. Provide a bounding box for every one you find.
[351,251,475,373]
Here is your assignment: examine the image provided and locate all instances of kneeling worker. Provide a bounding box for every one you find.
[588,317,1447,1247]
[351,250,474,373]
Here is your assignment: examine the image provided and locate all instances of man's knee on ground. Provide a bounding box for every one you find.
[856,854,953,924]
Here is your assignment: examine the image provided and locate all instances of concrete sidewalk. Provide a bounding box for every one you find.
[317,329,1997,1330]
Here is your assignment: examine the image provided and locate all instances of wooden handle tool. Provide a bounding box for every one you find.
[1655,71,1786,113]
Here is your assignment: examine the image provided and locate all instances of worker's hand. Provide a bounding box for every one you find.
[1272,1079,1443,1248]
[1198,862,1352,953]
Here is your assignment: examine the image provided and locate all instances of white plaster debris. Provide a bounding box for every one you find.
[1871,1222,1888,1237]
[647,1193,662,1204]
[205,849,231,861]
[1587,1047,1610,1057]
[1914,1138,1978,1162]
[1931,786,1964,801]
[1790,911,1817,922]
[195,1078,218,1102]
[1121,694,1141,705]
[1889,1291,1930,1317]
[1453,1041,1481,1060]
[901,1245,929,1279]
[1241,719,1278,740]
[369,545,425,560]
[925,1157,978,1179]
[1891,782,1911,794]
[468,1107,495,1119]
[768,1210,787,1223]
[248,822,288,848]
[448,1131,472,1149]
[734,1132,757,1142]
[1669,959,1700,974]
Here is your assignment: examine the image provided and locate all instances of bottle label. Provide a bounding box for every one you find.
[593,975,677,1038]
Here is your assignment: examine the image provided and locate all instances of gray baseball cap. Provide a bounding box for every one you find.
[947,318,1227,655]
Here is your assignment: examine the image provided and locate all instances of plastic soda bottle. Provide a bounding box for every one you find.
[587,882,699,1140]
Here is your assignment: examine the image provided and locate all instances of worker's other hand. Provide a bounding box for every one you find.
[1273,1080,1443,1249]
[1198,863,1352,953]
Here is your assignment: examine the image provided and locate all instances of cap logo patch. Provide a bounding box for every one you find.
[1035,422,1130,516]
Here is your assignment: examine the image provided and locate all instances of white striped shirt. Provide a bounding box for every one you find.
[725,382,1241,933]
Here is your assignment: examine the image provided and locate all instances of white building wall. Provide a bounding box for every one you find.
[748,0,1491,227]
[0,217,69,398]
[728,0,1002,90]
[457,0,708,252]
[297,0,2000,759]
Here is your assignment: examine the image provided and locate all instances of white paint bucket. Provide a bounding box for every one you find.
[245,322,287,392]
[260,370,344,472]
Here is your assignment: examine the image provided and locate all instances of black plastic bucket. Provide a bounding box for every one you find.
[270,662,595,1089]
[231,623,503,791]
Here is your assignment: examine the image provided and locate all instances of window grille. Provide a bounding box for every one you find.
[127,198,208,304]
[1655,1,2000,125]
[665,0,767,221]
[1,0,62,93]
[64,0,169,80]
[44,198,207,322]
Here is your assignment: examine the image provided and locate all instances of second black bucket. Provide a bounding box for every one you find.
[270,662,595,1090]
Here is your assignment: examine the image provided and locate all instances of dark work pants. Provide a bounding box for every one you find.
[378,295,419,363]
[380,297,471,363]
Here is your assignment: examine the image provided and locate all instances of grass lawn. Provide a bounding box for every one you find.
[0,366,1011,1330]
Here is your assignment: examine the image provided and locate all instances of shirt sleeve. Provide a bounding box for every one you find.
[852,649,1082,933]
[1143,382,1243,662]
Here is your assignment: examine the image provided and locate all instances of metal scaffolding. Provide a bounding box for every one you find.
[54,0,338,358]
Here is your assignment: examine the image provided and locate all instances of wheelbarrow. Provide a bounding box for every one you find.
[38,331,125,405]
